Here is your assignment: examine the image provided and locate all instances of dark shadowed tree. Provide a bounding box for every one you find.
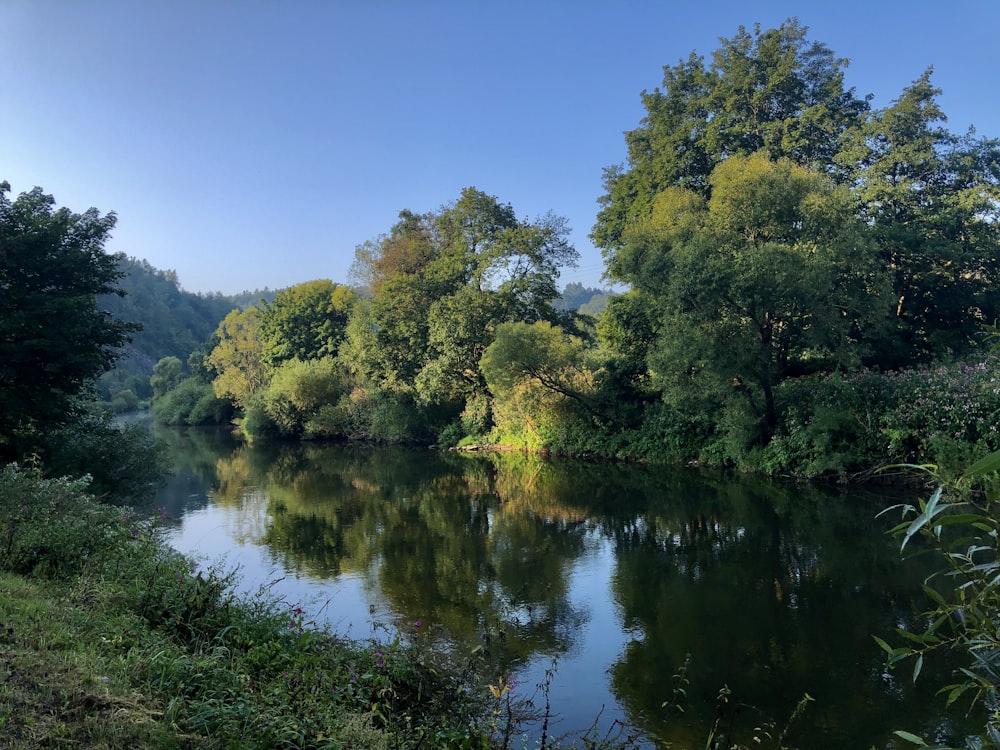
[0,182,135,458]
[837,70,1000,366]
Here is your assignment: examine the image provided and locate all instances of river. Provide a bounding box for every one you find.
[150,426,977,749]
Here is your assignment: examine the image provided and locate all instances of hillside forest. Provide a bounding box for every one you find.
[7,20,1000,482]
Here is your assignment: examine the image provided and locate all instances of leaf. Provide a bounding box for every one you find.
[963,449,1000,479]
[892,730,928,746]
[912,654,923,683]
[901,487,946,551]
[872,635,896,655]
[921,584,947,607]
[942,682,972,708]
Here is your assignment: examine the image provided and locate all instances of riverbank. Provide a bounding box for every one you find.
[0,464,498,749]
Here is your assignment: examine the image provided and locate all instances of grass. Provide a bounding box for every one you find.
[0,572,174,748]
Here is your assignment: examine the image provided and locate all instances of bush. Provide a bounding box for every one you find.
[879,357,1000,476]
[0,464,131,578]
[110,388,139,414]
[262,357,343,436]
[153,376,232,426]
[38,411,167,503]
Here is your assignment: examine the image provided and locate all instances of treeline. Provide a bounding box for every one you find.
[95,257,277,412]
[154,20,999,478]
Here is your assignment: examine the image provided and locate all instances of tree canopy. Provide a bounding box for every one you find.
[593,19,1000,446]
[350,187,578,404]
[625,154,890,436]
[259,279,357,367]
[593,19,870,256]
[0,182,135,457]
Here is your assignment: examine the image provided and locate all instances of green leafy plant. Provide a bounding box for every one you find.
[878,450,1000,747]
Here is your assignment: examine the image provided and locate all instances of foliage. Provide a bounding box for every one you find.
[625,153,890,439]
[584,20,998,473]
[351,187,578,411]
[149,355,185,399]
[262,357,345,437]
[96,256,242,406]
[876,359,1000,475]
[712,355,1000,479]
[0,464,130,578]
[34,410,166,502]
[0,182,136,459]
[837,71,1000,367]
[481,321,605,450]
[593,19,869,253]
[152,376,233,426]
[207,306,267,409]
[878,452,1000,747]
[259,280,358,367]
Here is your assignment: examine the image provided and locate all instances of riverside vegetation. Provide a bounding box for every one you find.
[140,21,999,483]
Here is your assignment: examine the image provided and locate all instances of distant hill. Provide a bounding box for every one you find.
[96,257,275,406]
[555,282,613,316]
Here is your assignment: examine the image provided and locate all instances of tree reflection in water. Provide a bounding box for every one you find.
[156,433,976,749]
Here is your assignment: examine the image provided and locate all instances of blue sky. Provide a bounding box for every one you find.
[2,1,998,295]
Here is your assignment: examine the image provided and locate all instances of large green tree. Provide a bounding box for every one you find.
[837,70,1000,365]
[350,187,578,407]
[0,182,135,457]
[622,154,890,438]
[259,279,358,368]
[594,19,869,258]
[207,306,266,409]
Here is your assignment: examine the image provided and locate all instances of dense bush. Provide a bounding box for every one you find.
[153,376,234,426]
[38,411,167,502]
[0,464,130,578]
[262,357,344,436]
[754,356,1000,479]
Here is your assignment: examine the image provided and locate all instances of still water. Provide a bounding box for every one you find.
[152,427,976,749]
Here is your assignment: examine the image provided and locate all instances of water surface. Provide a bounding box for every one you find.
[153,428,975,748]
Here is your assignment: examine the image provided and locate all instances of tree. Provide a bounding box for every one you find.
[480,321,602,448]
[262,357,343,436]
[207,307,266,409]
[838,70,1000,365]
[350,187,578,404]
[593,19,869,262]
[624,154,889,439]
[0,182,135,457]
[150,356,185,400]
[259,280,358,368]
[596,290,660,399]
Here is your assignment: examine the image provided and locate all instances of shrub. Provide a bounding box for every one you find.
[262,357,343,436]
[0,464,131,578]
[38,412,167,502]
[153,376,231,426]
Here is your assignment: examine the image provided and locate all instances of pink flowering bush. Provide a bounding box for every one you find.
[879,356,1000,471]
[761,355,1000,478]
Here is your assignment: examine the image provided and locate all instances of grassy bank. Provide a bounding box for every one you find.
[0,464,500,749]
